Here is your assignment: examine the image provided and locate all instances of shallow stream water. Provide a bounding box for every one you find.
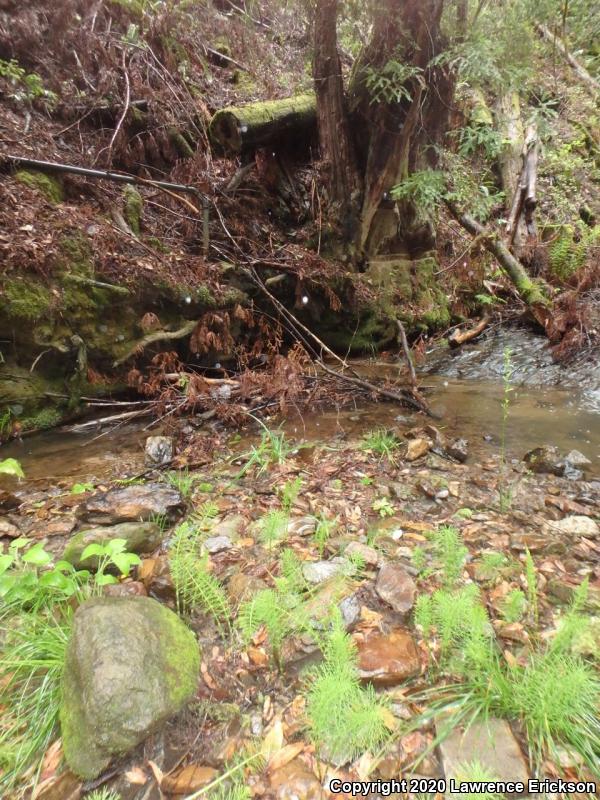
[2,327,599,482]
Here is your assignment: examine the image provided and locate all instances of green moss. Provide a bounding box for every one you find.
[59,233,94,277]
[2,278,53,320]
[20,407,63,431]
[123,186,143,235]
[169,129,195,159]
[15,170,63,204]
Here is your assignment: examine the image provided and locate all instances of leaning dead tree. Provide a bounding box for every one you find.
[535,23,599,95]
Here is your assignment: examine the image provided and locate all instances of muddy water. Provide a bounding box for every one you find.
[2,328,599,482]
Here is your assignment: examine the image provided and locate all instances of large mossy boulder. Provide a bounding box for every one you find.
[60,596,199,779]
[63,521,163,569]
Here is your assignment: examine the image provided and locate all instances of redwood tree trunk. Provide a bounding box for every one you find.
[313,0,362,240]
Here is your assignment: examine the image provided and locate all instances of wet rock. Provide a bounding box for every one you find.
[32,518,77,538]
[144,436,173,466]
[287,515,317,537]
[203,535,232,553]
[210,514,245,539]
[438,718,528,789]
[63,521,163,569]
[103,580,148,598]
[523,445,565,476]
[375,563,416,613]
[509,531,567,555]
[545,515,599,540]
[356,629,421,686]
[406,438,432,462]
[339,594,361,628]
[547,578,600,611]
[139,556,176,602]
[227,572,268,606]
[565,450,592,468]
[60,596,199,779]
[302,557,350,585]
[0,517,20,537]
[77,482,185,525]
[269,758,322,800]
[344,541,379,567]
[0,489,20,511]
[446,438,469,463]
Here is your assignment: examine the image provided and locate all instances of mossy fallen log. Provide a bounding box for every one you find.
[209,94,317,154]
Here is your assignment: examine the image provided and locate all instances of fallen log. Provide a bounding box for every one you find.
[445,200,549,308]
[209,94,317,154]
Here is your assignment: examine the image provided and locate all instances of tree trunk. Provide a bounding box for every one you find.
[209,95,316,154]
[313,0,362,238]
[348,0,454,257]
[495,91,528,254]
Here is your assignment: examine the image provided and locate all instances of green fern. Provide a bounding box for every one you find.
[452,761,502,800]
[314,515,337,557]
[84,790,122,800]
[501,589,527,622]
[549,224,600,280]
[258,509,289,550]
[279,477,303,512]
[306,611,389,763]
[432,525,468,587]
[169,522,232,635]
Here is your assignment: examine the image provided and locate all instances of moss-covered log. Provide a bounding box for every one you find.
[209,94,316,154]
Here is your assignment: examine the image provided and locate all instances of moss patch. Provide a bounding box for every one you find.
[123,186,143,235]
[15,170,63,204]
[2,278,53,320]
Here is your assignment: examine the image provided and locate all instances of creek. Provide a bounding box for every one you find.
[2,327,599,483]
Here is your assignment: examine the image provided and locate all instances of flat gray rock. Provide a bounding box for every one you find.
[203,535,232,553]
[78,482,185,525]
[439,718,529,792]
[302,557,350,585]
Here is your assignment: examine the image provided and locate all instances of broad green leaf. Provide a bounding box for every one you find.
[0,554,14,575]
[105,538,127,555]
[95,573,117,586]
[112,552,141,576]
[81,543,107,561]
[0,458,25,478]
[71,482,94,494]
[22,542,52,566]
[54,560,77,573]
[9,537,30,552]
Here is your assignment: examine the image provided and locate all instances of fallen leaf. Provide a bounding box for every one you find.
[261,716,285,760]
[125,766,148,785]
[161,764,218,795]
[267,742,305,773]
[32,770,82,800]
[248,647,269,667]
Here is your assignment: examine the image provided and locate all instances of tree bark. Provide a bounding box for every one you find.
[313,0,362,237]
[209,95,317,154]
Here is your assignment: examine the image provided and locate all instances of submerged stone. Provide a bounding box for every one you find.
[523,445,565,476]
[60,596,199,779]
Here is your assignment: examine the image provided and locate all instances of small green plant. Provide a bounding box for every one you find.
[169,522,232,635]
[455,507,473,519]
[0,58,57,105]
[477,552,508,581]
[0,457,25,478]
[235,420,295,478]
[364,59,423,105]
[0,610,71,792]
[457,123,503,159]
[306,610,389,763]
[501,589,527,622]
[498,346,515,510]
[85,789,122,800]
[279,476,303,512]
[166,469,196,498]
[190,500,220,529]
[372,497,394,518]
[549,224,600,281]
[524,549,538,627]
[314,515,337,557]
[360,429,400,462]
[360,475,374,486]
[0,539,89,610]
[391,169,446,217]
[411,546,428,575]
[80,539,141,586]
[70,481,94,494]
[432,525,468,588]
[452,761,502,800]
[258,509,289,550]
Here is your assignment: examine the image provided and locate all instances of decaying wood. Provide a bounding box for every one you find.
[66,409,152,432]
[396,320,417,385]
[448,315,490,348]
[113,319,198,367]
[535,24,599,94]
[209,95,317,154]
[506,124,539,245]
[446,200,548,307]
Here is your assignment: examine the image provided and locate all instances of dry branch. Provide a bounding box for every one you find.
[113,320,198,367]
[536,24,599,94]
